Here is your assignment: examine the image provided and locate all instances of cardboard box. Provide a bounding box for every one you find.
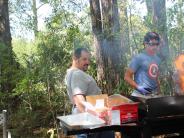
[108,94,132,108]
[86,94,108,108]
[86,94,138,124]
[86,94,110,124]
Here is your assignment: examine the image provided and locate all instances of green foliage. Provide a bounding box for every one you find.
[113,78,132,95]
[7,0,184,137]
[9,6,93,136]
[10,33,70,137]
[167,1,184,57]
[0,42,20,95]
[12,39,37,67]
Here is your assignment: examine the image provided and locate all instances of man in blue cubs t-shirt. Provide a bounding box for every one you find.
[124,32,161,97]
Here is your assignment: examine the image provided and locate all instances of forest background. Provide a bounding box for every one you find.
[0,0,184,137]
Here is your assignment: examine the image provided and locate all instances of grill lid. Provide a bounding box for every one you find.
[145,95,184,118]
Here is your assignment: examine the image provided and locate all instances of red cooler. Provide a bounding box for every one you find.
[112,102,138,123]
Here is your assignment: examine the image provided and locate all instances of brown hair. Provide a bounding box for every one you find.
[143,32,160,43]
[73,48,89,59]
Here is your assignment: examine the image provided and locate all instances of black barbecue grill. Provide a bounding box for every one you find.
[58,95,184,138]
[130,95,184,138]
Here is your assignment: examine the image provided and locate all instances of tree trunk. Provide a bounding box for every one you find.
[145,0,169,60]
[145,0,153,28]
[32,0,38,38]
[177,1,184,52]
[0,0,15,93]
[119,0,129,66]
[152,0,169,60]
[90,0,122,94]
[146,0,153,17]
[0,0,11,46]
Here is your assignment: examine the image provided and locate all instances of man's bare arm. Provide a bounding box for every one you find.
[124,68,138,89]
[73,94,86,113]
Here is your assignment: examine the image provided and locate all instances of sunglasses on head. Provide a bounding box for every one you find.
[147,42,159,46]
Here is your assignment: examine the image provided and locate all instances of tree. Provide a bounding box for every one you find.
[0,0,11,46]
[119,0,129,65]
[145,0,169,60]
[152,0,169,60]
[90,0,123,94]
[167,0,184,56]
[32,0,38,37]
[0,0,15,93]
[10,0,48,39]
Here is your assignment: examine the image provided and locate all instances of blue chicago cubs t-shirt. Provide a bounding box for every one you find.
[129,51,161,91]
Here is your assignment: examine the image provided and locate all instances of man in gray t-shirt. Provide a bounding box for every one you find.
[65,48,114,138]
[65,48,101,113]
[124,32,161,97]
[65,68,101,113]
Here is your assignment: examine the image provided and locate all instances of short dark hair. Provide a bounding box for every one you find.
[73,47,89,59]
[143,32,160,43]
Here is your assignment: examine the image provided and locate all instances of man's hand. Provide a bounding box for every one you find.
[136,85,151,95]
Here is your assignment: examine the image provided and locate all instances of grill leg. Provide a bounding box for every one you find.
[120,126,141,138]
[141,124,152,138]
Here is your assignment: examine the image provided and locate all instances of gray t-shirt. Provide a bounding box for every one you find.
[129,51,161,91]
[65,68,101,104]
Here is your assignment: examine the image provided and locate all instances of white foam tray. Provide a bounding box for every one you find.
[57,112,105,129]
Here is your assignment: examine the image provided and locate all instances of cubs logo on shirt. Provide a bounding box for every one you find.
[148,63,159,78]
